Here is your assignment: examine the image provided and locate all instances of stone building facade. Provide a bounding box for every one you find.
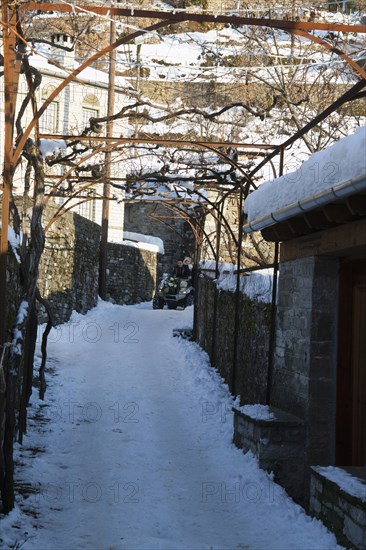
[124,201,196,277]
[241,130,366,548]
[0,37,128,243]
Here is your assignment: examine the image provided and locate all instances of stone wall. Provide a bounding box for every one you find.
[106,243,158,304]
[38,205,101,324]
[271,256,339,492]
[124,202,195,277]
[233,406,306,504]
[310,467,366,549]
[3,201,161,327]
[196,274,271,403]
[39,205,161,321]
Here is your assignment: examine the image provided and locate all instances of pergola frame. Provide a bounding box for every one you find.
[1,0,366,411]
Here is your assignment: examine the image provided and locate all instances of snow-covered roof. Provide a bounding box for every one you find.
[29,49,132,91]
[244,126,366,232]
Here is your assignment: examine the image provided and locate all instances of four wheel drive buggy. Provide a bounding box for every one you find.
[153,275,194,310]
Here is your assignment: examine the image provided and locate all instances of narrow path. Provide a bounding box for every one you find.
[6,302,341,549]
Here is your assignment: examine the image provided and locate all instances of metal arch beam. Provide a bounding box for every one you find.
[197,143,257,190]
[219,77,366,205]
[23,4,366,34]
[39,134,239,250]
[142,199,217,259]
[249,78,366,180]
[149,211,199,251]
[5,1,365,268]
[181,185,239,248]
[11,19,173,165]
[8,4,365,182]
[7,4,365,162]
[19,3,365,208]
[39,134,277,152]
[41,140,242,250]
[291,29,366,80]
[45,144,111,205]
[44,177,104,231]
[46,195,102,226]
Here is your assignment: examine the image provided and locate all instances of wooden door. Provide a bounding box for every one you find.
[336,260,366,466]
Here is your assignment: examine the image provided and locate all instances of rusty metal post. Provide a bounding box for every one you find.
[211,198,224,367]
[99,4,116,299]
[265,146,284,405]
[0,1,22,514]
[192,238,200,342]
[0,3,19,347]
[231,186,244,396]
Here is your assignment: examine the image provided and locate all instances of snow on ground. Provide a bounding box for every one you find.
[121,240,161,254]
[1,301,342,550]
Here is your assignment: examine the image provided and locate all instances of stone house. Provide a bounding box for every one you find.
[241,127,366,548]
[123,201,196,277]
[0,34,128,242]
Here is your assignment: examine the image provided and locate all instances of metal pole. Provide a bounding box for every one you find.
[231,187,244,396]
[192,239,200,342]
[99,3,116,299]
[0,2,18,347]
[211,198,223,367]
[265,146,284,405]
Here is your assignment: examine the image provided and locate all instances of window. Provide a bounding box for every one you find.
[40,84,59,133]
[78,190,96,221]
[40,101,59,133]
[82,107,99,129]
[82,94,100,130]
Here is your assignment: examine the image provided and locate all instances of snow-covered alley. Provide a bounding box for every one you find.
[2,301,342,550]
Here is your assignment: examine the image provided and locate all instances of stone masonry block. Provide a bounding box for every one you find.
[344,515,365,549]
[309,494,321,514]
[233,406,305,504]
[349,504,366,528]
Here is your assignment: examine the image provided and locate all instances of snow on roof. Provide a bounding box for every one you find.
[29,49,131,90]
[244,126,366,226]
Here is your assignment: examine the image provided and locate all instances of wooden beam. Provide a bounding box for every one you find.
[280,218,366,262]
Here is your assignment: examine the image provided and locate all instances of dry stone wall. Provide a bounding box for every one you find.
[38,206,101,324]
[124,202,195,277]
[196,274,271,403]
[106,243,158,305]
[38,204,159,324]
